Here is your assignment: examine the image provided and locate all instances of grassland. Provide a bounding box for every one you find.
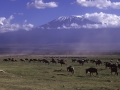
[0,55,120,90]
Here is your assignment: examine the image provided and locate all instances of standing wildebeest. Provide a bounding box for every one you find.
[86,67,98,76]
[67,66,74,74]
[50,58,57,64]
[104,62,112,69]
[111,66,118,75]
[90,59,96,63]
[72,59,76,62]
[58,59,67,66]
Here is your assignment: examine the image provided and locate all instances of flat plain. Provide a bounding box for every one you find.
[0,55,120,90]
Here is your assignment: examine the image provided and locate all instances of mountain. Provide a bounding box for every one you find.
[37,15,101,29]
[0,15,120,54]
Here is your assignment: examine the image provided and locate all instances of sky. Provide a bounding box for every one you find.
[0,0,120,33]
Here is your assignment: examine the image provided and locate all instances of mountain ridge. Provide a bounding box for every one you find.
[37,15,101,29]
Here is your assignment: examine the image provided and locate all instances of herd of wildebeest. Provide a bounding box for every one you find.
[2,56,120,76]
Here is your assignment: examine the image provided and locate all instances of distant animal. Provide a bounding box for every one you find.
[77,60,84,65]
[43,59,50,65]
[3,59,9,61]
[90,59,96,63]
[20,59,25,62]
[95,60,102,66]
[29,59,34,62]
[11,58,17,62]
[72,59,76,62]
[86,67,98,76]
[50,58,57,64]
[58,59,67,66]
[111,66,118,75]
[67,66,74,74]
[104,62,112,69]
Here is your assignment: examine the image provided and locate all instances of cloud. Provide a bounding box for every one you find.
[22,20,34,31]
[56,12,120,29]
[0,15,34,33]
[27,0,58,9]
[84,12,120,28]
[76,0,120,9]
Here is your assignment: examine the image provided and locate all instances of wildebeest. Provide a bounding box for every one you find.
[58,59,67,66]
[111,66,118,75]
[67,66,74,74]
[104,62,112,69]
[77,60,84,65]
[95,60,102,66]
[50,58,57,64]
[11,58,17,62]
[72,59,76,62]
[29,59,34,62]
[20,59,25,62]
[90,59,96,63]
[104,62,118,69]
[43,59,50,65]
[3,59,9,61]
[86,67,98,76]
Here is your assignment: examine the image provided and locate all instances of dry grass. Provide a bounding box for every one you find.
[0,55,120,90]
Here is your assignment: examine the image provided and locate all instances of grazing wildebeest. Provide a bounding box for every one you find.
[20,59,25,62]
[77,60,84,65]
[67,66,74,74]
[43,59,50,65]
[86,67,98,76]
[3,59,9,61]
[111,66,118,75]
[95,60,102,66]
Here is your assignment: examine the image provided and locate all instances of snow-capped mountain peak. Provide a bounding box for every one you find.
[55,15,83,22]
[38,15,100,29]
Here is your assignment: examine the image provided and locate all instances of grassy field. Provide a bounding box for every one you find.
[0,55,120,90]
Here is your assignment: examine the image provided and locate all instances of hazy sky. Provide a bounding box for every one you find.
[0,0,120,32]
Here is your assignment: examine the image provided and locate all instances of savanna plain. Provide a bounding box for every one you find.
[0,54,120,90]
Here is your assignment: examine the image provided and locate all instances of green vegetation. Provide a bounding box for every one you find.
[0,55,120,90]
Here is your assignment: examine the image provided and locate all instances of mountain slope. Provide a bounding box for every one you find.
[38,15,101,29]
